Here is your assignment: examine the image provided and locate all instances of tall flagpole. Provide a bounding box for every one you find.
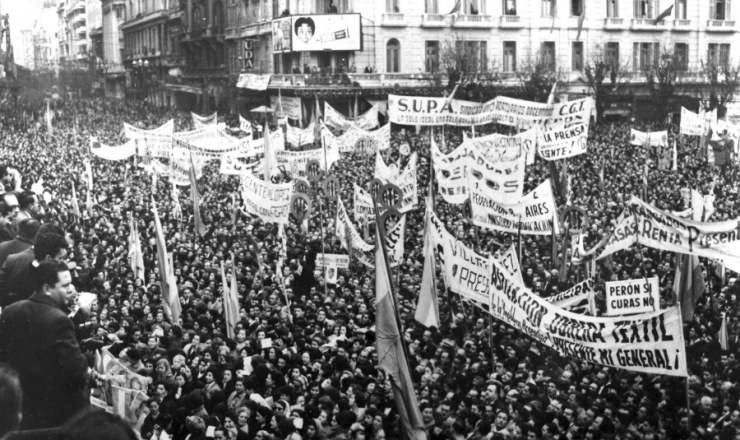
[318,94,328,298]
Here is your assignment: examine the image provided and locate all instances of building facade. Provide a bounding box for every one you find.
[100,0,126,99]
[120,0,182,107]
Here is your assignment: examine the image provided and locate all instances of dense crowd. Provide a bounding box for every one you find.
[0,96,738,440]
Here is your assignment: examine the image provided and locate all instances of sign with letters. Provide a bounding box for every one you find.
[605,277,660,316]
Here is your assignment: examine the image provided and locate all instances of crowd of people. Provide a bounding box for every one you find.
[0,96,738,440]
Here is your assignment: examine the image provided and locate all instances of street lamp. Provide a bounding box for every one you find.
[133,59,150,101]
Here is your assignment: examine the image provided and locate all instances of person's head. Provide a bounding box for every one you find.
[34,233,69,262]
[17,218,40,241]
[294,17,315,43]
[0,193,19,220]
[18,191,39,215]
[0,364,22,439]
[34,259,72,307]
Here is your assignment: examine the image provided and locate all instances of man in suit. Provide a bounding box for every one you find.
[0,193,20,243]
[0,218,39,267]
[0,259,91,430]
[0,231,69,307]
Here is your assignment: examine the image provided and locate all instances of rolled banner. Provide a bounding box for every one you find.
[323,175,339,201]
[290,193,312,223]
[306,159,323,183]
[462,198,472,222]
[379,183,403,210]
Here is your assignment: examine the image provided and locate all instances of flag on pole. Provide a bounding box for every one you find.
[447,0,461,14]
[240,115,252,136]
[172,182,182,221]
[691,189,704,222]
[71,182,81,218]
[415,196,440,329]
[673,253,705,322]
[653,4,673,25]
[547,81,558,105]
[598,163,605,190]
[672,139,678,171]
[128,215,145,281]
[374,219,429,440]
[153,197,182,325]
[45,100,53,137]
[719,313,730,351]
[189,153,206,238]
[576,2,586,40]
[221,262,239,339]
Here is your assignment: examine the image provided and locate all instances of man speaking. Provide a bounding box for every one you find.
[0,259,90,430]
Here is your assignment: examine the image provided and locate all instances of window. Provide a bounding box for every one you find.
[541,42,555,69]
[674,43,688,70]
[464,0,484,14]
[606,42,620,67]
[386,0,399,12]
[607,0,618,18]
[504,41,516,71]
[192,7,202,30]
[213,1,224,31]
[632,42,659,71]
[503,0,517,15]
[426,0,438,13]
[542,0,556,16]
[708,43,731,67]
[571,0,583,16]
[572,41,583,71]
[456,41,488,70]
[426,41,439,72]
[386,39,400,73]
[711,0,730,19]
[676,0,687,18]
[633,0,656,18]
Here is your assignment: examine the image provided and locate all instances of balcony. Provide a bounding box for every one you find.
[604,17,626,29]
[706,20,736,31]
[672,19,691,30]
[241,21,272,36]
[381,13,406,26]
[421,13,448,27]
[500,15,523,28]
[630,18,667,30]
[453,14,494,27]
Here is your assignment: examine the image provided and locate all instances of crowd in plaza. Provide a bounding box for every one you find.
[0,95,738,440]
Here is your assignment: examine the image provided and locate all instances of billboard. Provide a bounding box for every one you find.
[271,14,361,53]
[272,17,292,53]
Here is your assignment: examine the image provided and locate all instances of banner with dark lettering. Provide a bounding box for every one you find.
[463,129,536,165]
[276,143,340,177]
[323,123,390,153]
[470,179,560,235]
[324,102,379,131]
[630,129,668,147]
[680,107,704,136]
[436,218,491,305]
[240,173,293,224]
[336,198,374,253]
[432,137,525,205]
[353,184,376,222]
[537,122,590,160]
[488,257,687,376]
[544,278,596,315]
[495,245,523,285]
[605,277,660,316]
[374,153,418,213]
[598,197,740,274]
[286,123,315,146]
[492,97,594,130]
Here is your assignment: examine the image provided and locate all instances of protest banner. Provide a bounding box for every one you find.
[270,95,302,120]
[630,129,668,147]
[545,278,596,315]
[236,73,272,90]
[172,126,246,159]
[241,129,286,157]
[491,97,594,130]
[325,103,380,131]
[434,218,491,305]
[605,277,660,316]
[192,112,217,129]
[487,257,688,376]
[463,129,536,165]
[316,254,351,269]
[336,198,374,252]
[373,153,417,213]
[323,123,390,153]
[240,173,293,224]
[124,120,174,138]
[276,142,339,177]
[680,107,704,136]
[354,184,376,221]
[537,122,590,160]
[91,138,137,161]
[496,245,523,285]
[432,138,525,205]
[598,197,740,274]
[469,179,560,236]
[219,155,257,175]
[286,123,315,146]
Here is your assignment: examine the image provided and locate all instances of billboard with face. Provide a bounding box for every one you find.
[272,14,361,52]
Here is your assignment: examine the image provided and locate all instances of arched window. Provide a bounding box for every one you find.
[213,1,224,31]
[386,39,400,73]
[192,7,202,30]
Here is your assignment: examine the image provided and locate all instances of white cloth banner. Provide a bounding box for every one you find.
[323,123,390,153]
[537,122,590,160]
[192,112,217,129]
[270,95,302,120]
[598,197,740,274]
[470,179,560,235]
[353,184,376,222]
[325,103,379,132]
[286,123,315,146]
[463,129,536,165]
[630,129,668,147]
[388,94,593,129]
[276,143,340,177]
[545,279,596,315]
[432,137,525,205]
[240,173,293,224]
[236,74,272,90]
[605,277,660,316]
[219,155,259,175]
[680,107,704,136]
[495,245,523,285]
[488,257,687,377]
[241,130,286,158]
[124,120,174,138]
[91,139,137,161]
[173,126,246,158]
[336,198,374,252]
[240,116,253,135]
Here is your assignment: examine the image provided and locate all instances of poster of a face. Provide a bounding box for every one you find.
[290,14,361,52]
[272,17,292,53]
